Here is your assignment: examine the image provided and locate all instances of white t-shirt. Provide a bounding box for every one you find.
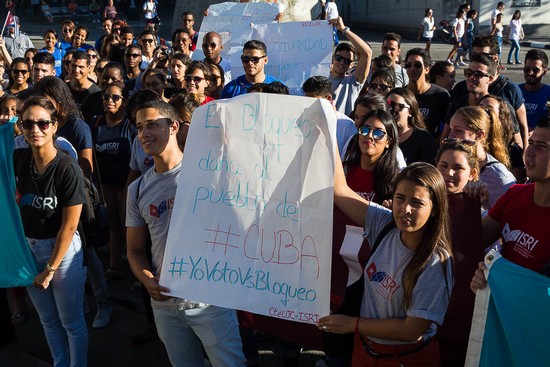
[509,19,522,40]
[422,17,435,38]
[326,2,339,21]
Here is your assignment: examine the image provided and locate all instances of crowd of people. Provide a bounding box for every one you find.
[1,1,549,367]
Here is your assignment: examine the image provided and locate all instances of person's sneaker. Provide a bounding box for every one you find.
[454,62,461,68]
[446,59,453,65]
[507,61,514,65]
[516,61,523,64]
[458,61,468,66]
[93,305,112,329]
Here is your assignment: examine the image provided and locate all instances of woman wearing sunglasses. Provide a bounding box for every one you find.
[387,87,437,165]
[448,106,516,210]
[7,58,31,96]
[184,60,213,105]
[94,81,136,279]
[359,68,395,99]
[13,95,88,366]
[435,141,484,366]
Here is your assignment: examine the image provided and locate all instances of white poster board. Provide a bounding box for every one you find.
[160,93,336,324]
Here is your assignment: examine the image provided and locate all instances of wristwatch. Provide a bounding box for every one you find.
[343,26,350,34]
[46,263,57,274]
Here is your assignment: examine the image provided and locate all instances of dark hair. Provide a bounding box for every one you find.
[393,162,452,310]
[467,9,478,19]
[206,63,225,99]
[25,48,38,57]
[478,94,516,145]
[387,87,426,129]
[11,57,30,70]
[405,48,432,67]
[72,51,90,66]
[119,26,134,35]
[43,29,58,39]
[247,83,268,93]
[372,54,394,70]
[171,28,191,44]
[126,89,161,118]
[436,141,479,181]
[33,76,83,121]
[136,100,180,122]
[107,44,127,65]
[371,68,396,88]
[429,61,453,83]
[470,52,497,76]
[538,114,550,129]
[61,20,75,31]
[525,49,548,68]
[334,42,357,58]
[186,60,212,80]
[140,30,156,40]
[456,9,465,18]
[243,40,267,53]
[265,81,289,95]
[103,61,124,76]
[21,95,58,122]
[344,109,399,203]
[103,80,125,93]
[353,94,388,117]
[497,2,505,7]
[181,11,194,18]
[425,8,432,16]
[511,10,521,21]
[302,76,333,98]
[472,35,499,55]
[74,25,88,39]
[33,52,55,66]
[144,68,167,84]
[383,32,402,48]
[169,93,200,122]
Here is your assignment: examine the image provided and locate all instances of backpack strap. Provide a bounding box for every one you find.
[368,219,397,261]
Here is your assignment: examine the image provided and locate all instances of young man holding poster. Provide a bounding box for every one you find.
[126,101,246,367]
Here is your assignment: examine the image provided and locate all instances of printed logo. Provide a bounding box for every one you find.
[95,142,120,153]
[366,262,400,298]
[502,223,539,252]
[19,193,58,210]
[149,197,175,218]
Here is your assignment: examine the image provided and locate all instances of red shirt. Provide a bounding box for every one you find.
[346,165,375,201]
[489,184,550,273]
[201,96,214,105]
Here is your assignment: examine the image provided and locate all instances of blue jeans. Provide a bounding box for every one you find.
[153,305,246,367]
[508,39,521,63]
[496,36,503,60]
[26,233,88,367]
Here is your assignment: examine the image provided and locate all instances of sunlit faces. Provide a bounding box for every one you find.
[465,61,493,94]
[184,69,209,95]
[20,105,57,149]
[33,63,55,83]
[121,33,134,47]
[11,62,29,86]
[437,149,476,194]
[181,15,194,31]
[1,98,16,118]
[392,180,433,240]
[241,49,267,78]
[381,40,400,63]
[523,59,547,85]
[174,32,191,52]
[124,48,142,69]
[525,127,550,182]
[102,84,124,114]
[387,93,410,130]
[140,35,156,53]
[332,50,354,76]
[136,108,178,156]
[478,97,500,115]
[436,65,456,91]
[170,58,186,83]
[70,58,90,80]
[62,26,74,41]
[357,116,390,161]
[202,34,223,61]
[448,113,480,142]
[405,55,428,83]
[43,31,57,50]
[103,19,113,33]
[72,29,88,48]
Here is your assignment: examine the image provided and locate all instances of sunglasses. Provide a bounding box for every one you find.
[241,55,266,64]
[464,69,491,80]
[20,119,54,130]
[184,75,205,84]
[387,100,411,112]
[404,61,423,69]
[125,53,141,58]
[88,54,98,59]
[523,66,542,74]
[368,83,390,92]
[358,126,387,140]
[62,28,73,33]
[142,38,155,44]
[102,93,124,102]
[13,69,28,75]
[334,54,353,65]
[202,42,219,49]
[441,137,476,146]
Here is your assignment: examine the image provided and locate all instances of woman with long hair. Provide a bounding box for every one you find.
[143,68,168,102]
[320,160,453,366]
[446,9,466,66]
[164,53,190,99]
[387,87,437,165]
[491,13,505,62]
[13,95,88,366]
[8,58,30,96]
[206,63,225,100]
[428,61,456,92]
[448,106,516,209]
[184,61,213,105]
[94,81,136,279]
[40,29,65,76]
[418,8,435,54]
[506,10,523,65]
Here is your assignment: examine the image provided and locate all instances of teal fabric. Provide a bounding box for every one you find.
[480,256,550,366]
[0,124,37,287]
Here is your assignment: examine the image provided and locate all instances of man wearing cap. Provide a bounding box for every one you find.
[3,16,34,59]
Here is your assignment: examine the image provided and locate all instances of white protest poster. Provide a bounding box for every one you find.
[160,93,336,324]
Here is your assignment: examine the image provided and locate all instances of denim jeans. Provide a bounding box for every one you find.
[26,232,88,367]
[508,39,521,63]
[496,36,503,60]
[85,246,109,308]
[153,305,246,367]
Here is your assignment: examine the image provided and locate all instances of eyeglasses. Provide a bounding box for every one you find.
[523,66,542,74]
[404,61,423,69]
[142,38,155,44]
[125,53,141,58]
[387,100,411,112]
[62,28,73,33]
[20,119,54,130]
[202,42,219,49]
[184,75,205,84]
[12,69,28,75]
[358,126,387,140]
[241,55,266,64]
[441,137,476,146]
[464,69,491,80]
[102,93,124,102]
[368,83,390,92]
[334,54,353,65]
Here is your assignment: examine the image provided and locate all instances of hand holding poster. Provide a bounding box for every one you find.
[160,93,336,324]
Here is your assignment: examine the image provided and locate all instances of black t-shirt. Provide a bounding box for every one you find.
[81,90,103,127]
[14,149,86,239]
[56,115,93,153]
[415,84,450,136]
[68,82,101,108]
[399,127,437,165]
[451,76,525,110]
[445,95,469,124]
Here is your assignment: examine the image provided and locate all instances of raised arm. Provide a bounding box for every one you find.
[332,17,372,84]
